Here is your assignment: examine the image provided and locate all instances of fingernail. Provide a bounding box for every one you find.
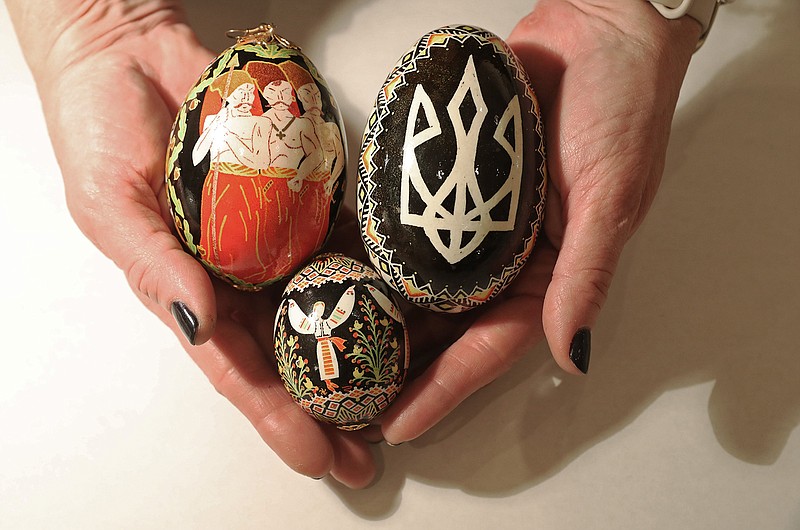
[171,301,198,345]
[385,441,404,447]
[569,327,591,374]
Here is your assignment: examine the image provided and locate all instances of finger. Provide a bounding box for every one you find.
[186,316,338,479]
[380,293,544,445]
[327,429,378,489]
[542,188,630,375]
[97,188,218,346]
[359,424,385,444]
[138,291,381,485]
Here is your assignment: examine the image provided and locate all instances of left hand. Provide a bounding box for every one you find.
[379,0,700,444]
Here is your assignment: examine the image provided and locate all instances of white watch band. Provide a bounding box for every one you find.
[648,0,729,49]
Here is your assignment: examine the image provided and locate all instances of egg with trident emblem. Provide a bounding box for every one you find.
[358,25,547,312]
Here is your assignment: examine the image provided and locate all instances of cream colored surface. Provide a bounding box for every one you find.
[1,1,798,528]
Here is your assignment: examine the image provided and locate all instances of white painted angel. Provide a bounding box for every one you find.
[287,286,355,391]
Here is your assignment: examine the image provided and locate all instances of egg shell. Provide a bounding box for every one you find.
[166,36,347,290]
[358,24,547,312]
[273,253,409,430]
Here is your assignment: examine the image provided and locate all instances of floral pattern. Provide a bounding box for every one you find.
[273,254,409,430]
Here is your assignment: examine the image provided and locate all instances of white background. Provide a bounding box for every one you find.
[1,0,799,528]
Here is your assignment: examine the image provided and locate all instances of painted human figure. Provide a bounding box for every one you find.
[192,72,269,169]
[257,78,328,276]
[297,82,345,196]
[297,82,345,250]
[287,286,356,392]
[190,70,275,285]
[261,80,321,192]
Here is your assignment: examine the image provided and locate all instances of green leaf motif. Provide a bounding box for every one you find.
[241,43,298,60]
[168,182,184,218]
[274,308,314,399]
[181,219,195,253]
[347,294,401,386]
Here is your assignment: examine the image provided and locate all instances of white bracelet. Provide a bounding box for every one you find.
[648,0,731,49]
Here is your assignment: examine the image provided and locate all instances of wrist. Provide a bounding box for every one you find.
[521,0,701,59]
[648,0,725,49]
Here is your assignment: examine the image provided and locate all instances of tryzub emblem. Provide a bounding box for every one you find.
[401,55,523,265]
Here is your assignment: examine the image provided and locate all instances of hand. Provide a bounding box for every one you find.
[288,176,303,193]
[10,2,377,488]
[379,0,701,444]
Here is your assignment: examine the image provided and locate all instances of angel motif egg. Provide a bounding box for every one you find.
[166,24,346,290]
[358,25,547,312]
[273,253,409,430]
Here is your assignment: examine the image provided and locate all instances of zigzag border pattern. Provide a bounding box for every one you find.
[297,382,403,430]
[285,253,381,294]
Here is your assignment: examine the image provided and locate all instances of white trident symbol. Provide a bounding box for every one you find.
[400,55,523,265]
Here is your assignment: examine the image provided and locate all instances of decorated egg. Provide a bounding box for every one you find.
[166,24,346,290]
[358,25,547,312]
[273,253,409,430]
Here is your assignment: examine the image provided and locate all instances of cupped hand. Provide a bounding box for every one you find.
[379,0,701,445]
[31,8,376,488]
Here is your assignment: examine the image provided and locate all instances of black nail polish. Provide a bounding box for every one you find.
[569,327,591,374]
[171,301,198,345]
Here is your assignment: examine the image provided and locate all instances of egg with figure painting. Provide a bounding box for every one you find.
[273,253,409,430]
[358,24,547,312]
[165,25,346,291]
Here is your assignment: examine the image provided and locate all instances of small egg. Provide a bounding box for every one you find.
[166,25,347,290]
[273,253,409,430]
[358,24,547,312]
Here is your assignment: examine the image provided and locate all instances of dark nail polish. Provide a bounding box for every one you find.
[171,301,198,345]
[569,327,591,374]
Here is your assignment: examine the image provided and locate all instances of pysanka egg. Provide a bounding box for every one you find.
[166,25,346,290]
[358,25,547,312]
[273,253,409,430]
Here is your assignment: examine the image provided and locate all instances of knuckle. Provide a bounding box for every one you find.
[126,252,160,306]
[124,236,182,308]
[584,267,614,312]
[469,330,519,377]
[430,330,520,404]
[210,363,243,398]
[553,265,614,313]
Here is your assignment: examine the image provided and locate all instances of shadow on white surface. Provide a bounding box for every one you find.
[665,0,800,466]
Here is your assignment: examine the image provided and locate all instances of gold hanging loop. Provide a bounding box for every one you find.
[226,23,299,49]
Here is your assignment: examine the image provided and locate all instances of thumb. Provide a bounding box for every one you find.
[123,220,218,347]
[542,194,629,375]
[68,178,217,346]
